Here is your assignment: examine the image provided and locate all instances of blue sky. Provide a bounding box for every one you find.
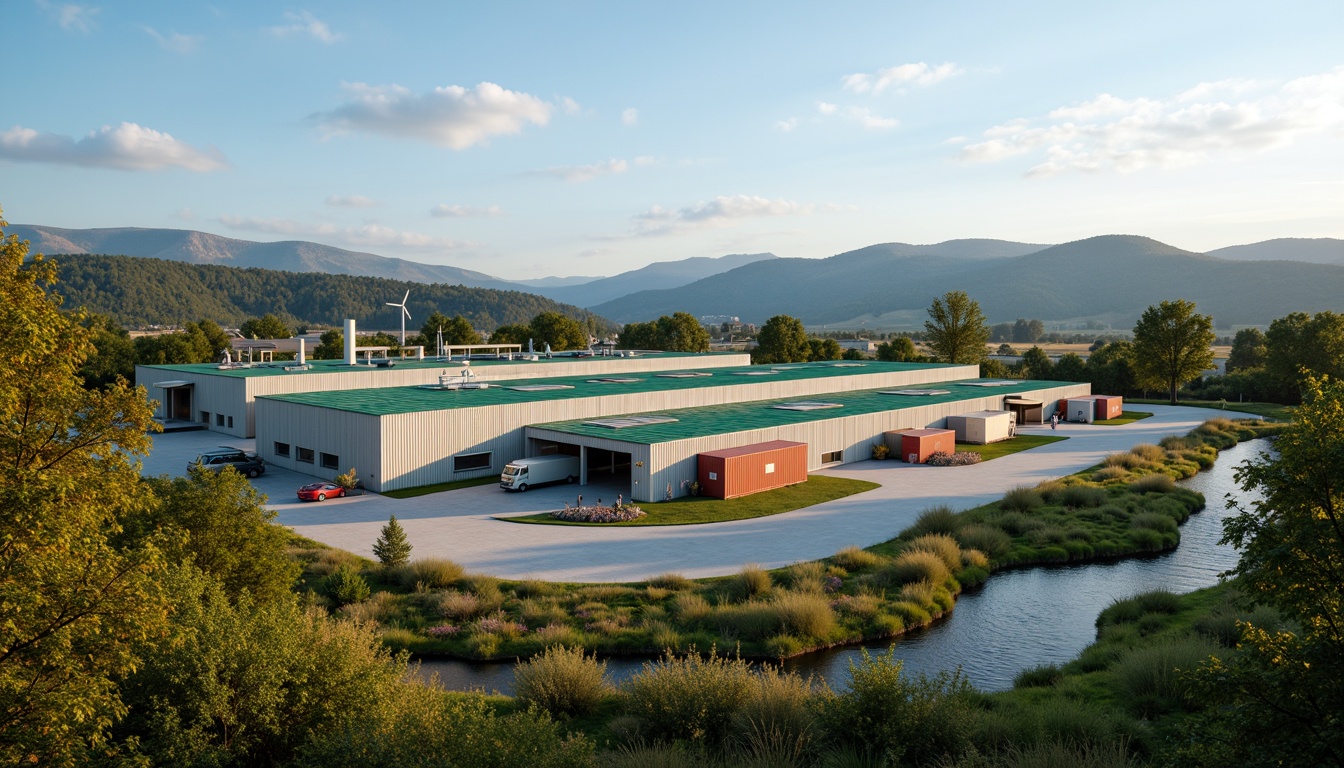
[3,1,1342,277]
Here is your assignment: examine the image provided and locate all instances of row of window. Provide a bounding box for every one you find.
[274,442,339,470]
[200,411,234,429]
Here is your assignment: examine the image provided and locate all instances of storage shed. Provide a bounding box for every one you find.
[899,428,956,463]
[697,440,807,499]
[945,410,1015,444]
[1093,395,1123,420]
[1067,397,1097,423]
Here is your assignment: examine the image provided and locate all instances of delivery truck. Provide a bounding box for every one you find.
[499,455,581,492]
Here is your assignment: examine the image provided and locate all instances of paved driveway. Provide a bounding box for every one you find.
[139,406,1254,583]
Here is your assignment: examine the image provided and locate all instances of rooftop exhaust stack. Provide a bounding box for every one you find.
[344,319,356,365]
[297,338,306,366]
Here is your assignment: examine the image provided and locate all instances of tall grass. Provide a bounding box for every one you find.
[647,573,693,591]
[955,525,1013,558]
[771,590,836,639]
[513,645,612,717]
[1111,637,1221,717]
[1128,474,1176,494]
[906,534,963,571]
[394,558,464,590]
[834,545,884,571]
[908,504,962,536]
[623,651,756,745]
[1001,486,1044,512]
[730,564,772,601]
[880,551,952,587]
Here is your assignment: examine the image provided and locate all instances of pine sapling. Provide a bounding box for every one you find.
[373,514,412,568]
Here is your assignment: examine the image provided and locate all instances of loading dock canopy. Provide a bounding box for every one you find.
[153,380,193,389]
[1004,397,1042,406]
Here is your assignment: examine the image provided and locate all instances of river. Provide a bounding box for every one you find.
[413,438,1269,694]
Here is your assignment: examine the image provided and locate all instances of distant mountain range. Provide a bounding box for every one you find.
[527,252,778,307]
[1205,238,1344,266]
[590,235,1344,327]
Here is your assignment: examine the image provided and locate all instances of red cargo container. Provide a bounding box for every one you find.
[901,428,956,463]
[1056,399,1067,419]
[1094,395,1123,420]
[697,440,808,499]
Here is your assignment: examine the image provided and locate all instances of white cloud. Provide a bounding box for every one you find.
[219,215,466,251]
[842,62,963,94]
[633,194,829,237]
[532,157,655,182]
[324,195,377,208]
[775,117,799,132]
[816,101,837,115]
[267,10,342,43]
[844,106,899,130]
[142,25,203,53]
[430,204,502,218]
[315,81,552,149]
[38,1,98,33]
[560,97,582,115]
[958,66,1344,176]
[621,107,639,127]
[173,207,195,220]
[0,122,227,171]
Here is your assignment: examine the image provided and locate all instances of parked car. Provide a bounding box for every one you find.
[297,482,346,502]
[189,447,265,478]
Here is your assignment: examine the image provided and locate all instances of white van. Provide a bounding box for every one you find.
[500,455,581,492]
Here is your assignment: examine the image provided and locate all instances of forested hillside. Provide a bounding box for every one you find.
[49,254,613,332]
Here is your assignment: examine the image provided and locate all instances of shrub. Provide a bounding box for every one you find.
[834,545,884,571]
[770,590,836,639]
[513,579,554,598]
[730,563,772,601]
[396,558,464,590]
[889,601,932,626]
[520,599,568,628]
[1113,637,1222,717]
[623,650,755,745]
[513,645,612,717]
[1130,444,1166,462]
[927,451,983,467]
[339,591,399,625]
[1093,466,1129,482]
[992,512,1046,536]
[1131,512,1178,534]
[1001,486,1044,512]
[906,533,963,571]
[1013,663,1063,688]
[960,548,989,569]
[436,590,481,620]
[908,505,962,536]
[1103,452,1144,469]
[671,593,711,624]
[1129,474,1176,494]
[715,601,780,642]
[955,525,1013,558]
[731,665,822,754]
[1127,528,1166,552]
[324,565,370,606]
[785,560,827,592]
[880,551,952,587]
[871,443,890,460]
[647,572,693,591]
[1056,485,1108,508]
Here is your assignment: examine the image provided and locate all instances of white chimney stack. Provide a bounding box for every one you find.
[298,337,306,366]
[344,319,356,365]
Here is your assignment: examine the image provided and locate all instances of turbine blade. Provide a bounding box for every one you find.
[403,306,411,320]
[402,289,410,304]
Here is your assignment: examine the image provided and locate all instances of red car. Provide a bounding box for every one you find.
[297,482,346,502]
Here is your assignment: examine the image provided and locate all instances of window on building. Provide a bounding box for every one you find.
[320,452,339,470]
[201,411,210,423]
[821,450,843,464]
[297,447,315,464]
[765,463,776,474]
[274,442,290,457]
[453,452,492,472]
[227,416,234,428]
[216,413,225,427]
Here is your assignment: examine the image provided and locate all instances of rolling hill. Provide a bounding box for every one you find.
[591,235,1344,327]
[1205,237,1344,266]
[48,253,613,332]
[528,252,780,307]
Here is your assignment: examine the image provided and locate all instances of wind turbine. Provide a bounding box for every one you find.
[386,289,411,346]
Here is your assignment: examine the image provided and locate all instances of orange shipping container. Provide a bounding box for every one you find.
[900,428,956,463]
[698,440,808,499]
[1094,395,1123,420]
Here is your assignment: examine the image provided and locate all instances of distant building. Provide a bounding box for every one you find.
[837,340,878,353]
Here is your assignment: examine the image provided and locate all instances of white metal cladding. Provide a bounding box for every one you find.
[618,383,1087,502]
[254,398,383,486]
[139,353,750,438]
[335,365,978,491]
[135,367,250,438]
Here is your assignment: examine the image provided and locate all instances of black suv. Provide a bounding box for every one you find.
[189,447,266,478]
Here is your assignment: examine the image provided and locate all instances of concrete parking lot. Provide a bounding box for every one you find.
[140,406,1253,583]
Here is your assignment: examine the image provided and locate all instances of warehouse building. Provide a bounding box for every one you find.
[137,349,753,438]
[252,360,1085,499]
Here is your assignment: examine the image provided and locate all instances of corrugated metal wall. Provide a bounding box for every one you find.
[135,367,250,438]
[699,443,808,499]
[254,398,383,487]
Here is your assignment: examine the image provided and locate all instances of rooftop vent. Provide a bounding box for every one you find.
[963,380,1017,387]
[832,363,866,367]
[656,371,713,378]
[771,401,844,411]
[733,370,780,376]
[583,415,679,429]
[586,377,642,384]
[507,384,575,392]
[880,389,951,396]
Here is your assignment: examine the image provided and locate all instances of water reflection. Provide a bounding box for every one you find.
[413,439,1271,694]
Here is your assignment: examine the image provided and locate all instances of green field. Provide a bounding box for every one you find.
[956,433,1068,460]
[1095,410,1153,425]
[500,475,879,526]
[380,476,499,499]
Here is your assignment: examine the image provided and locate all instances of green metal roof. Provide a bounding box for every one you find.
[528,379,1077,444]
[256,361,963,415]
[138,351,725,379]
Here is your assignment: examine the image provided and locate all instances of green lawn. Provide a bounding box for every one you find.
[499,474,879,527]
[1094,410,1153,425]
[956,433,1068,461]
[381,476,499,499]
[1128,398,1295,422]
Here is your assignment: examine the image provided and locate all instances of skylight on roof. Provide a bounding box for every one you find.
[583,415,679,429]
[586,377,642,384]
[880,389,951,396]
[733,370,780,376]
[963,380,1016,387]
[832,363,866,367]
[771,401,844,411]
[507,384,575,391]
[656,372,712,378]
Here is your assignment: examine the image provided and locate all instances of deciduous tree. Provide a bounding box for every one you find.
[924,291,989,365]
[753,315,809,364]
[1131,299,1215,404]
[239,313,292,340]
[528,312,588,351]
[1225,327,1267,373]
[876,336,917,362]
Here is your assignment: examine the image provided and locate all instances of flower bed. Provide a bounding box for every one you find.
[550,504,647,523]
[926,451,983,466]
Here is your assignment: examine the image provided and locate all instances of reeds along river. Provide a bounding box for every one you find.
[413,438,1271,694]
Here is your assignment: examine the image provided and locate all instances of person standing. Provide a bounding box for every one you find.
[1051,413,1059,430]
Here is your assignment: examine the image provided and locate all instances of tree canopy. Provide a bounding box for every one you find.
[753,315,809,364]
[924,291,989,364]
[1265,311,1344,402]
[875,336,917,362]
[1131,299,1215,404]
[239,313,292,340]
[1225,327,1267,373]
[618,312,710,352]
